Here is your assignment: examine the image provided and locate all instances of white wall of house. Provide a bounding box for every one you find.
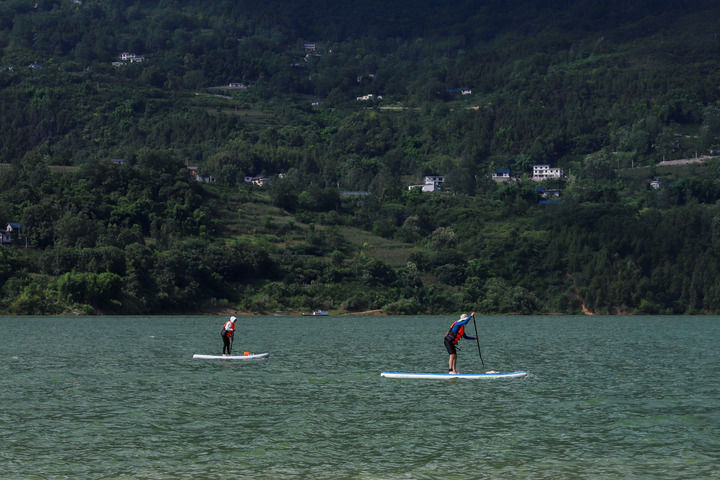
[532,164,563,181]
[492,171,511,182]
[424,175,444,185]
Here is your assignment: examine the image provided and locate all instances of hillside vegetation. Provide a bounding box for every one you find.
[1,0,720,315]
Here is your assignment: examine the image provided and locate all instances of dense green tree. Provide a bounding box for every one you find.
[1,0,720,314]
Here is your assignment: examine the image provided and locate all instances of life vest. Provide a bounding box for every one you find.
[222,320,235,338]
[445,321,465,344]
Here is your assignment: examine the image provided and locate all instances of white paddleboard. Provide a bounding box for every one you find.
[193,353,269,360]
[380,371,527,379]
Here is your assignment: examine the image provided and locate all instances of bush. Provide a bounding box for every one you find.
[56,271,123,307]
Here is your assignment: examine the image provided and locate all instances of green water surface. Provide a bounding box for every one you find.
[1,315,718,479]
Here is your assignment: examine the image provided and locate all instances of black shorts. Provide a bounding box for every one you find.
[444,336,456,355]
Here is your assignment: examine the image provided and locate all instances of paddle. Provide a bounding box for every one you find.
[230,333,234,355]
[471,314,485,368]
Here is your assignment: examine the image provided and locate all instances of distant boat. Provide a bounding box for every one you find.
[302,310,329,316]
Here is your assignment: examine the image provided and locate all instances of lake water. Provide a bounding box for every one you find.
[1,315,718,479]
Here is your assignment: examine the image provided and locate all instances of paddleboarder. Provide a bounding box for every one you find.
[444,312,476,374]
[221,316,237,355]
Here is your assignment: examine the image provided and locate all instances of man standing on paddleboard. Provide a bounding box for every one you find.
[221,316,236,355]
[444,312,476,374]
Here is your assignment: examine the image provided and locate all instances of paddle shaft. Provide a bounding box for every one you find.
[472,315,485,368]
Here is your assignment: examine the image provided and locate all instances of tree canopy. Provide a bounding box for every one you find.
[1,0,720,314]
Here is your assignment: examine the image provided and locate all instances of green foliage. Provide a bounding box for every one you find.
[1,1,720,314]
[478,277,539,314]
[56,271,123,308]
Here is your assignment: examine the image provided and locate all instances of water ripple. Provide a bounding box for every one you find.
[0,315,718,479]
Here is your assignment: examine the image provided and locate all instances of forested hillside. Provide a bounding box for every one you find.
[1,0,720,315]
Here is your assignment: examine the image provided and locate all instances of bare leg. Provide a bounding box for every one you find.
[449,353,457,374]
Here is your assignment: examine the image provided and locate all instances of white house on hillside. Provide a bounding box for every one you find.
[424,175,444,185]
[357,94,383,101]
[408,175,445,192]
[245,175,268,186]
[532,164,563,181]
[120,52,144,63]
[492,169,512,182]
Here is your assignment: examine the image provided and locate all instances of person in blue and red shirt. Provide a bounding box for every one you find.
[221,316,237,355]
[444,312,476,374]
